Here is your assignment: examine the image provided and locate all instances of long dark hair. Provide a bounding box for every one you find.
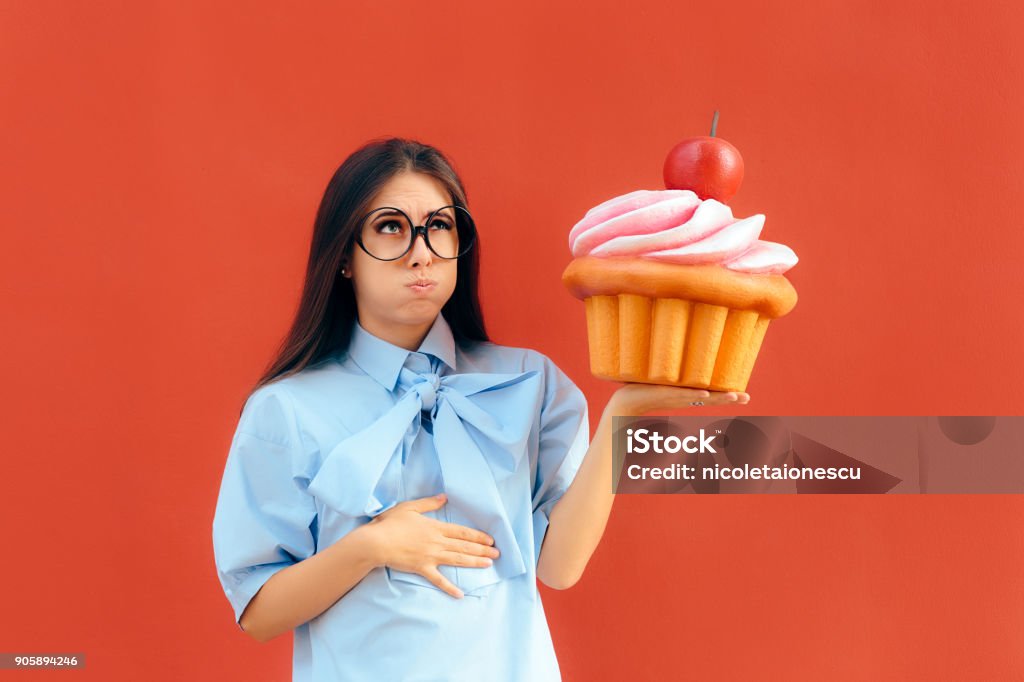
[244,137,489,410]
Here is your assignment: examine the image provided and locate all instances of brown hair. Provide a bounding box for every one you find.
[243,137,489,411]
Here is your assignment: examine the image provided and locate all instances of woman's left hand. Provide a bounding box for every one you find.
[608,383,750,417]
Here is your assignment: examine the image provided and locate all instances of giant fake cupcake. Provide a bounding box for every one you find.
[561,128,798,393]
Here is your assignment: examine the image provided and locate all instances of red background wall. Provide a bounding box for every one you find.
[2,1,1022,680]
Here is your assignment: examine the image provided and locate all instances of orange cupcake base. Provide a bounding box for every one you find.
[583,294,771,392]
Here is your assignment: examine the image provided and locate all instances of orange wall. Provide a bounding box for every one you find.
[2,1,1022,680]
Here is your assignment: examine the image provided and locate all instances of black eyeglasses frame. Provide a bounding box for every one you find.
[354,204,477,261]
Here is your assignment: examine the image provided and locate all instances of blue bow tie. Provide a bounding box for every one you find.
[308,360,543,595]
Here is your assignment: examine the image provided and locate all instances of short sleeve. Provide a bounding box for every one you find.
[531,354,590,566]
[212,386,318,630]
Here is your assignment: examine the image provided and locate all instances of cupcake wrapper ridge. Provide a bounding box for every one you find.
[583,294,771,392]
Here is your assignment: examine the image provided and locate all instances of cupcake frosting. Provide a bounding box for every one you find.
[568,189,798,275]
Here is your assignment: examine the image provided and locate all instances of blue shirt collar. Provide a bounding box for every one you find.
[347,314,458,392]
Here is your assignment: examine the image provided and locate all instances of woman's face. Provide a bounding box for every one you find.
[342,171,459,343]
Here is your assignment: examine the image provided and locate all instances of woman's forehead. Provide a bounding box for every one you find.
[370,172,452,214]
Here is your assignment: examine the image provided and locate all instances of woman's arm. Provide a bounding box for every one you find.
[535,385,748,590]
[239,524,380,642]
[240,493,496,640]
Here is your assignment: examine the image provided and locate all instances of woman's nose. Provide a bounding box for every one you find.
[407,232,433,267]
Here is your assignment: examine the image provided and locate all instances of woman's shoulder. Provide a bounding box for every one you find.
[239,356,375,456]
[244,354,371,419]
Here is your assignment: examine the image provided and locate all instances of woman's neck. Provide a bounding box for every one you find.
[357,313,434,352]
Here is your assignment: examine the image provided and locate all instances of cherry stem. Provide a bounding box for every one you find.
[710,110,719,137]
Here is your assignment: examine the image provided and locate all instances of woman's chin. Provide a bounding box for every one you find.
[397,299,443,322]
[404,287,452,309]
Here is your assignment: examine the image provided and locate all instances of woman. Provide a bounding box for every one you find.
[212,137,748,681]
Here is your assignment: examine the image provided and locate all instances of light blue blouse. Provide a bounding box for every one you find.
[212,313,590,681]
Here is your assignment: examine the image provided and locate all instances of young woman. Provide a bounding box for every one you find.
[212,137,749,681]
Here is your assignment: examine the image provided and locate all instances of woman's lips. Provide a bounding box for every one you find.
[408,280,436,293]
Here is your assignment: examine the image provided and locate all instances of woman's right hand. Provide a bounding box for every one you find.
[364,493,500,599]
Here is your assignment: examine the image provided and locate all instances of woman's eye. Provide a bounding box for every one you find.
[377,221,404,234]
[429,219,453,231]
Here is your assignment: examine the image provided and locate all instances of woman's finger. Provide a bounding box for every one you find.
[638,385,740,406]
[439,522,495,548]
[399,493,449,514]
[422,566,463,599]
[688,394,733,406]
[443,537,500,559]
[614,383,751,414]
[690,391,751,407]
[438,549,495,568]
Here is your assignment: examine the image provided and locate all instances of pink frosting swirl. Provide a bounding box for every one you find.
[568,189,798,275]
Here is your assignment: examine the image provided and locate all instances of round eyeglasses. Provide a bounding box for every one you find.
[355,205,477,261]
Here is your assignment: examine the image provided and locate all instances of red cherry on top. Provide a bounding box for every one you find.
[663,136,744,204]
